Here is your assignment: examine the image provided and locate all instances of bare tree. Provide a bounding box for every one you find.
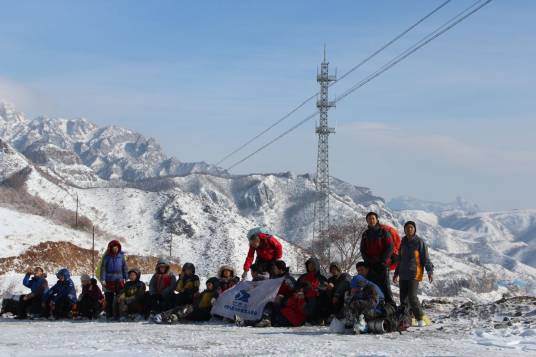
[312,216,367,273]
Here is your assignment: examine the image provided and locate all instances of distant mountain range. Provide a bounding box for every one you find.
[1,101,535,297]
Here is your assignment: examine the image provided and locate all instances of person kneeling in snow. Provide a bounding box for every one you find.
[115,268,147,320]
[43,268,77,319]
[242,227,283,280]
[347,273,385,333]
[174,263,200,307]
[77,274,104,319]
[148,258,177,314]
[155,277,220,324]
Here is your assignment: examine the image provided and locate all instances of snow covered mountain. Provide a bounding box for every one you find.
[1,100,536,298]
[0,102,226,185]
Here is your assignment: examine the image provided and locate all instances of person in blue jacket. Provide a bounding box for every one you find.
[43,268,77,319]
[100,240,128,319]
[18,267,49,318]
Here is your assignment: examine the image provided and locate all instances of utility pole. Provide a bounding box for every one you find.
[169,231,173,259]
[91,225,95,278]
[75,194,79,228]
[314,46,336,260]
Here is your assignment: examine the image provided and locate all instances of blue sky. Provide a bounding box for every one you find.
[0,0,534,210]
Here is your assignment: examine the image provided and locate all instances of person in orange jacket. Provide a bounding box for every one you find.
[241,227,283,279]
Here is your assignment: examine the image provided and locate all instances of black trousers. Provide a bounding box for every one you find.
[399,279,423,320]
[48,297,73,319]
[17,295,43,317]
[78,296,102,319]
[367,264,394,304]
[104,292,117,318]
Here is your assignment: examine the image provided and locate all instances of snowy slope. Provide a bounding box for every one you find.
[1,101,536,296]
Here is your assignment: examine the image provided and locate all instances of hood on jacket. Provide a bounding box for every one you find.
[107,240,122,256]
[247,227,273,240]
[182,262,195,275]
[155,258,170,273]
[206,277,220,291]
[305,257,320,273]
[329,262,343,273]
[218,265,236,278]
[127,268,141,281]
[351,275,370,289]
[56,268,71,281]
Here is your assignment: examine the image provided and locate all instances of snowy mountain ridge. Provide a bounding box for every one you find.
[0,102,227,184]
[1,101,536,298]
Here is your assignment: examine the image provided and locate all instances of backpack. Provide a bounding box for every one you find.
[380,224,401,271]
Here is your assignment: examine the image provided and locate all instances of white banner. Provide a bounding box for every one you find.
[211,277,284,321]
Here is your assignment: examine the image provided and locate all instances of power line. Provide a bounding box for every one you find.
[225,0,493,171]
[216,0,452,166]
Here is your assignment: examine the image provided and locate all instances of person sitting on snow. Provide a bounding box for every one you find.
[155,277,220,324]
[297,257,329,325]
[19,267,48,319]
[77,274,104,319]
[1,267,49,319]
[99,240,128,319]
[250,263,270,281]
[218,265,239,292]
[174,262,200,307]
[115,268,147,320]
[326,262,351,318]
[270,260,297,305]
[148,258,177,314]
[241,227,283,280]
[43,268,77,319]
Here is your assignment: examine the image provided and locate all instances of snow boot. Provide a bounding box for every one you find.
[255,318,271,328]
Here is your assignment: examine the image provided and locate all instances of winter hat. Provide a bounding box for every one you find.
[247,227,272,240]
[329,262,342,273]
[273,260,288,272]
[404,221,417,231]
[366,212,379,220]
[80,274,91,282]
[182,262,195,275]
[128,268,141,281]
[206,277,220,290]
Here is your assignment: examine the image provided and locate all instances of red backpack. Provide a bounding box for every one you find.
[380,224,401,271]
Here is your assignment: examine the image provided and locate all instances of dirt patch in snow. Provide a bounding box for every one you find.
[0,241,181,276]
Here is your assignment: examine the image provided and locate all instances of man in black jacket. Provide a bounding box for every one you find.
[360,212,394,304]
[393,221,434,327]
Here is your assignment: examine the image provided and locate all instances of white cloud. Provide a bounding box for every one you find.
[339,121,536,175]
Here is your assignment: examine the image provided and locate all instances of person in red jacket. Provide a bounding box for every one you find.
[241,227,283,279]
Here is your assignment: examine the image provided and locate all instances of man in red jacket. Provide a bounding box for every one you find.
[241,227,283,280]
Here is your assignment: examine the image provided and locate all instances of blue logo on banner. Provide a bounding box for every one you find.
[234,289,251,303]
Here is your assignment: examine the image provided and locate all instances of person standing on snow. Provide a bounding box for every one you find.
[393,221,434,327]
[99,240,128,319]
[360,212,395,304]
[241,227,283,279]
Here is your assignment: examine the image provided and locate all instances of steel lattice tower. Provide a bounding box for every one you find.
[315,48,336,245]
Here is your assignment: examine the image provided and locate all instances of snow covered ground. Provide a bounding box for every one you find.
[0,319,534,356]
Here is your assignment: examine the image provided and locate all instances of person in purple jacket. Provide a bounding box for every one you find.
[100,240,128,319]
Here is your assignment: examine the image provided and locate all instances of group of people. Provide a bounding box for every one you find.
[1,213,434,334]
